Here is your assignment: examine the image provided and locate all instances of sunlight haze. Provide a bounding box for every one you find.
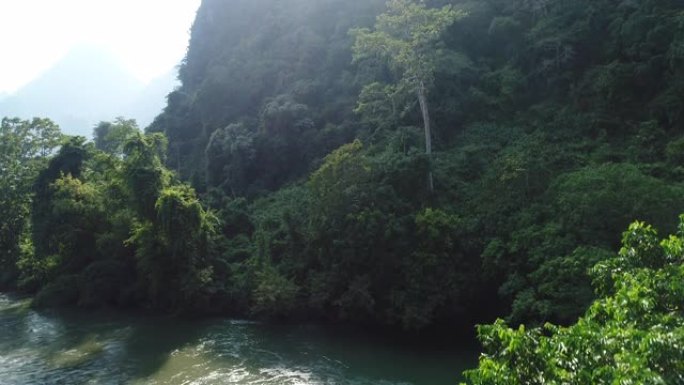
[0,0,201,93]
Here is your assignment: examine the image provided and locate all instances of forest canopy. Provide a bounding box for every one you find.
[151,0,684,328]
[1,2,684,382]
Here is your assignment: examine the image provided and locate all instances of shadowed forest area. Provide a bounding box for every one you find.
[1,0,684,383]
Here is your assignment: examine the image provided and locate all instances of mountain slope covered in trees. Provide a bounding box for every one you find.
[1,0,684,342]
[146,0,684,328]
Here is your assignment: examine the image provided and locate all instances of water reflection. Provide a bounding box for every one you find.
[0,294,474,385]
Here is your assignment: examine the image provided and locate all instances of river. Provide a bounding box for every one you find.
[0,294,476,385]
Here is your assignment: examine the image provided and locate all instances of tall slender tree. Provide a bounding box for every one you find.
[351,0,463,192]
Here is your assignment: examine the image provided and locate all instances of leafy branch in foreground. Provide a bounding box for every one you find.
[462,217,684,385]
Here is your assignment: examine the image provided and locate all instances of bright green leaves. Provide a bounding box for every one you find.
[351,0,464,87]
[463,217,684,385]
[591,220,678,299]
[619,221,664,269]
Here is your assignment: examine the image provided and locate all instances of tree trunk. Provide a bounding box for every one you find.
[417,81,434,193]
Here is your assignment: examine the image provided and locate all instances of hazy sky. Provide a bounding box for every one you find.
[0,0,201,93]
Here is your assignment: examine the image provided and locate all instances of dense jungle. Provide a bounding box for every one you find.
[1,0,683,383]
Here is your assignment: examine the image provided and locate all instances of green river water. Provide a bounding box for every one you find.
[0,294,476,385]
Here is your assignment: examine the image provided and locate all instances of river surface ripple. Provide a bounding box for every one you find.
[0,294,475,385]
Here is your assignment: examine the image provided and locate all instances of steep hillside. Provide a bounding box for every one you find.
[149,0,386,192]
[146,0,684,329]
[3,0,684,333]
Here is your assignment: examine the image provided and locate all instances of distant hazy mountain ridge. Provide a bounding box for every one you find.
[0,45,177,137]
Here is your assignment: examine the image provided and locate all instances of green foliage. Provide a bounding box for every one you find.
[0,118,61,288]
[123,134,217,310]
[93,117,139,156]
[151,0,385,192]
[205,122,256,194]
[551,164,684,245]
[33,275,81,308]
[1,120,217,312]
[462,217,684,385]
[227,141,478,329]
[351,0,464,89]
[4,0,684,339]
[352,0,465,191]
[29,137,94,288]
[138,0,684,329]
[392,208,470,329]
[251,263,299,319]
[144,184,216,308]
[78,260,132,307]
[309,139,370,219]
[123,132,170,220]
[508,247,613,325]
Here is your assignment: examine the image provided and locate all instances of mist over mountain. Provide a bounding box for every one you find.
[0,45,176,136]
[123,70,179,129]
